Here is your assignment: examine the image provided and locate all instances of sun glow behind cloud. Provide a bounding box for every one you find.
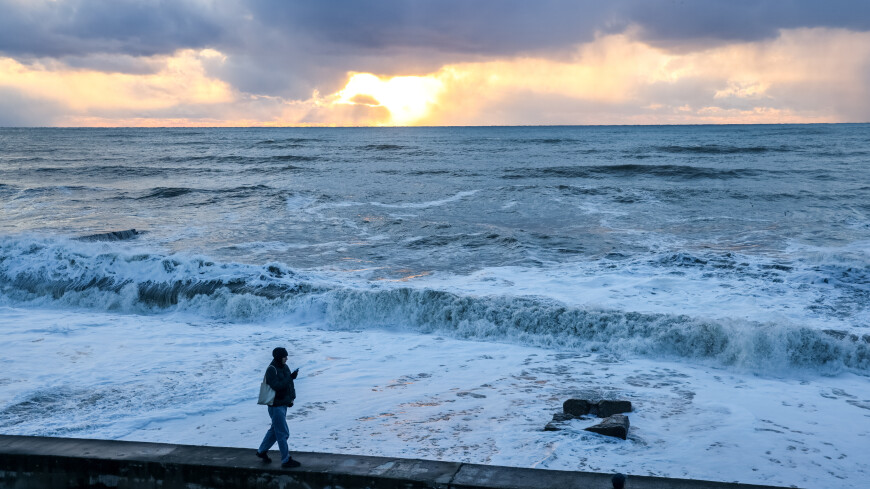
[324,28,870,126]
[1,28,869,126]
[335,73,444,125]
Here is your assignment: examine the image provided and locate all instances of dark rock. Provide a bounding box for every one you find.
[562,399,592,416]
[551,413,576,423]
[544,412,578,431]
[584,415,629,440]
[597,400,632,418]
[563,399,632,418]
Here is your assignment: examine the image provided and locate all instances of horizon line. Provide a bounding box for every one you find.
[2,122,869,129]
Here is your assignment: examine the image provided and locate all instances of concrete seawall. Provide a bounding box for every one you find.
[0,435,793,489]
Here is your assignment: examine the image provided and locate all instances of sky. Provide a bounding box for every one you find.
[1,0,870,126]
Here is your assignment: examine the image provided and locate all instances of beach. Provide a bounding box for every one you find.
[1,125,869,487]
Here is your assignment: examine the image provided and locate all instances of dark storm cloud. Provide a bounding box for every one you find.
[5,1,870,60]
[0,0,231,58]
[243,0,870,55]
[243,0,613,56]
[626,0,870,48]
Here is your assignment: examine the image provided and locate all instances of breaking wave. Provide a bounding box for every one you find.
[0,237,867,374]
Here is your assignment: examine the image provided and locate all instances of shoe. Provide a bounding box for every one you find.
[255,451,271,463]
[281,458,301,468]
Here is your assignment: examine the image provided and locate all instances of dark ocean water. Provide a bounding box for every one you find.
[1,125,869,372]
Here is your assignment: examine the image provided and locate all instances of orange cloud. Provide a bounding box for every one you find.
[1,28,868,126]
[0,49,234,122]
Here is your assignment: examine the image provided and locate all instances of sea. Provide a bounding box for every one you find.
[1,125,868,487]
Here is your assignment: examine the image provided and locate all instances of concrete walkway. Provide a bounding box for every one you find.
[0,435,794,489]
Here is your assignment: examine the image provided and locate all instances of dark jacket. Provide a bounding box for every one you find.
[265,361,297,407]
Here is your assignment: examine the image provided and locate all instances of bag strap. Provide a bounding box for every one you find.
[263,364,277,383]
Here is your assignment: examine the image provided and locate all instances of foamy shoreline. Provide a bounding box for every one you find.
[1,306,867,488]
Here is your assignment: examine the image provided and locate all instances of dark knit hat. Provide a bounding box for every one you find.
[612,473,626,489]
[272,347,289,359]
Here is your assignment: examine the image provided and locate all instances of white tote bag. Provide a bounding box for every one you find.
[257,365,277,405]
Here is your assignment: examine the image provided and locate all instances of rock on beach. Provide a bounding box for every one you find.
[584,414,630,440]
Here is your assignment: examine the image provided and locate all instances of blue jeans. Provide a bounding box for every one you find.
[258,405,290,463]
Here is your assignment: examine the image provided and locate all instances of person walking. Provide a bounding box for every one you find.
[255,346,301,468]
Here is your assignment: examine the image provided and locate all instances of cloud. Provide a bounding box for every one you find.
[329,28,870,125]
[627,0,870,48]
[243,0,610,56]
[1,2,869,125]
[0,0,231,58]
[3,28,869,126]
[242,1,870,57]
[0,49,235,118]
[3,1,870,99]
[218,0,870,100]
